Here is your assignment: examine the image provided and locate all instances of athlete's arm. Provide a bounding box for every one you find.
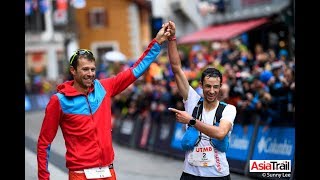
[167,21,189,101]
[37,95,62,180]
[101,23,170,96]
[169,105,236,139]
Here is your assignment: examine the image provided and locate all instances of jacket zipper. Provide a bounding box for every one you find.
[85,95,103,167]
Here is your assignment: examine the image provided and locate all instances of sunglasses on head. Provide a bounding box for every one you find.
[69,49,93,65]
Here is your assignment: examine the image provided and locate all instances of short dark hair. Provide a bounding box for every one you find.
[69,49,95,68]
[201,67,223,84]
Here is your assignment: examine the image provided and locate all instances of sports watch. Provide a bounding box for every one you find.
[188,117,196,126]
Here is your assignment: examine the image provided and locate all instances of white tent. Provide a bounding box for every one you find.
[103,50,127,62]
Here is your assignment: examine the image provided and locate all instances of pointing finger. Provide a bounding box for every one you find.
[168,107,179,113]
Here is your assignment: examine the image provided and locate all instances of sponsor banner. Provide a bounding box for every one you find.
[170,122,185,150]
[120,119,134,135]
[159,122,171,141]
[153,118,175,154]
[226,124,254,161]
[138,118,151,148]
[249,160,291,172]
[251,126,295,162]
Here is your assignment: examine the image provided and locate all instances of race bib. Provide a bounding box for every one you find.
[187,145,215,166]
[83,166,111,179]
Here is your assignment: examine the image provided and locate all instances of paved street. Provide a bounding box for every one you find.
[25,110,253,180]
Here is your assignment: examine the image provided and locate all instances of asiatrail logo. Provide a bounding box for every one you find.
[249,160,291,172]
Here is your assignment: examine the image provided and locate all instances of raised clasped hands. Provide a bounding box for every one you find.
[167,21,176,40]
[155,20,177,44]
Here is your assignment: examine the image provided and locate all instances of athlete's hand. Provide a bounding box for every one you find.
[168,108,193,124]
[155,22,171,44]
[167,21,176,39]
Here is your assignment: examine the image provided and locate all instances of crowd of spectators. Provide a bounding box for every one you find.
[26,38,295,131]
[110,38,295,132]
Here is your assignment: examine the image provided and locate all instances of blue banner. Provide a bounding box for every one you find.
[36,94,50,109]
[227,124,254,161]
[39,0,49,14]
[25,96,32,111]
[170,122,185,150]
[251,126,295,162]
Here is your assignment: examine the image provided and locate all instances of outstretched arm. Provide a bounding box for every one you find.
[101,23,171,96]
[130,22,170,78]
[167,21,190,101]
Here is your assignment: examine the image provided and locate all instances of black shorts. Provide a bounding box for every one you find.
[180,172,231,180]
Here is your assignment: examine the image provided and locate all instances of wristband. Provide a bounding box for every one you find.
[168,36,176,41]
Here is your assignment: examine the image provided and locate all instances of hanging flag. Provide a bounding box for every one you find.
[56,0,68,11]
[71,0,86,9]
[39,0,49,14]
[25,0,32,16]
[32,0,38,11]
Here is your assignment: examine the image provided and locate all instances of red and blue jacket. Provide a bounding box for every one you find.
[37,39,162,180]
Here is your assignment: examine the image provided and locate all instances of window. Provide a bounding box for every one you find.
[25,10,46,32]
[88,8,107,28]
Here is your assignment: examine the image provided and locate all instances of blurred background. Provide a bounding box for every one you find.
[25,0,295,179]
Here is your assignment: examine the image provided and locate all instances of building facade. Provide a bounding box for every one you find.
[25,0,152,91]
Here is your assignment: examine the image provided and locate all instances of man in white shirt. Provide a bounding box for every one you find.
[167,21,237,180]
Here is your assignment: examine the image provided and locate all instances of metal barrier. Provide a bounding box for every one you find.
[168,121,186,159]
[27,93,294,179]
[114,114,141,148]
[152,112,177,156]
[227,123,258,174]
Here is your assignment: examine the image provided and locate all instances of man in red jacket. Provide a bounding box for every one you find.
[37,23,171,180]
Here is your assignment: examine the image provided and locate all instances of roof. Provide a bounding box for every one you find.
[178,18,269,44]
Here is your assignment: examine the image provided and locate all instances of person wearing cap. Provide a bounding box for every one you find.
[37,23,172,180]
[166,20,237,180]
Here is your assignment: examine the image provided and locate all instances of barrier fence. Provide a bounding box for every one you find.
[26,94,295,179]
